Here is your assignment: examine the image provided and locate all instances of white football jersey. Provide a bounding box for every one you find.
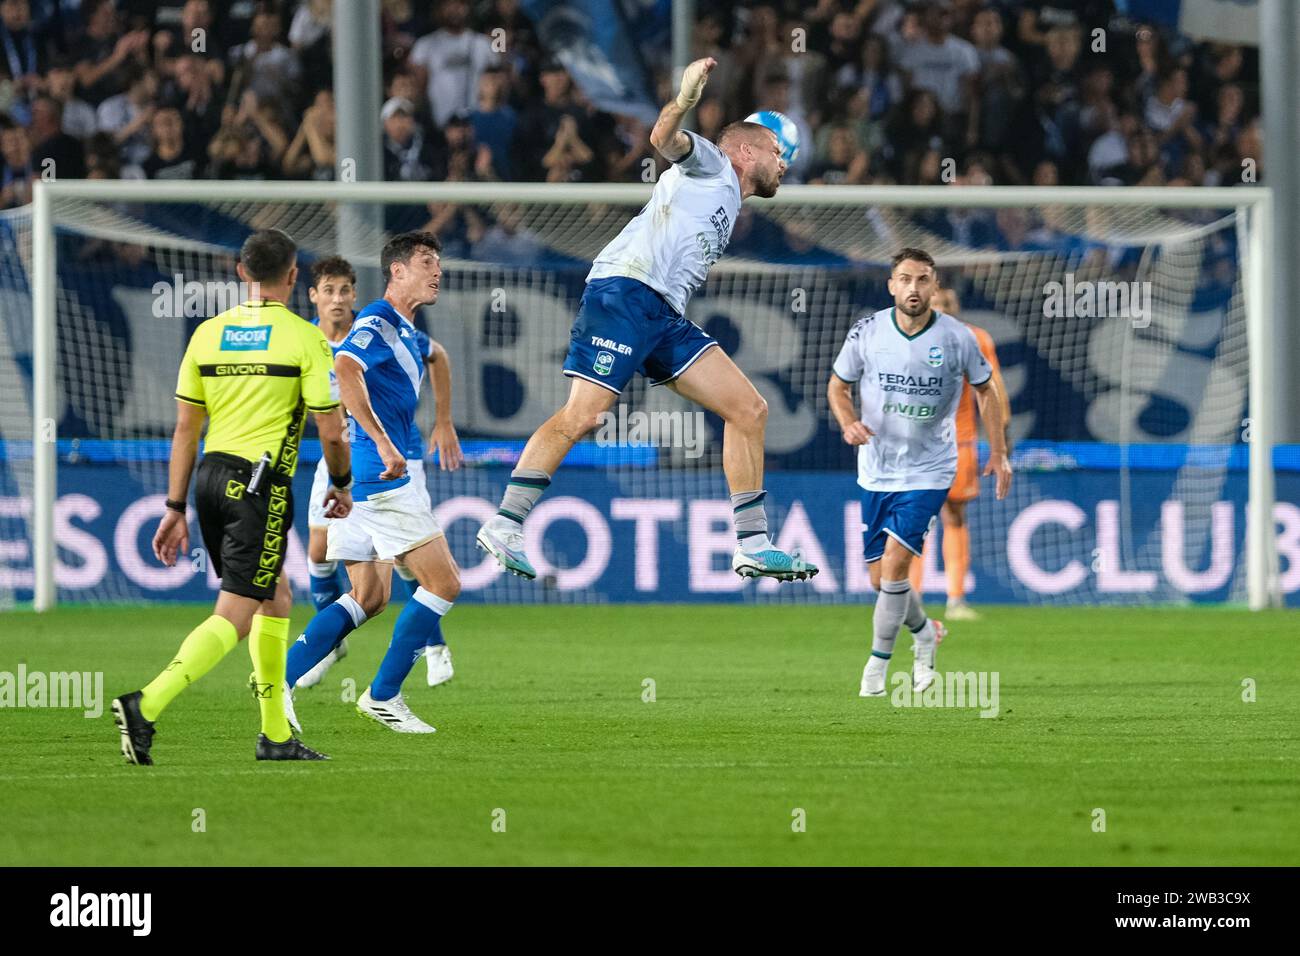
[833,307,992,492]
[587,131,740,315]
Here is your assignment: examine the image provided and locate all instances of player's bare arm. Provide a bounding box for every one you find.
[425,339,463,471]
[649,57,716,161]
[827,374,873,445]
[314,405,353,518]
[335,352,407,480]
[973,376,1012,500]
[152,399,206,566]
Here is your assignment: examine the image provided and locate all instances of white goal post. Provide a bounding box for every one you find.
[28,179,1279,611]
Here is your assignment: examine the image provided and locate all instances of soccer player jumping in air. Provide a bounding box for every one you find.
[827,249,1012,698]
[475,57,818,584]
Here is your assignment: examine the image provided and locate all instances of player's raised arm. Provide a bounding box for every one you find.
[973,375,1012,500]
[425,339,463,471]
[649,57,716,162]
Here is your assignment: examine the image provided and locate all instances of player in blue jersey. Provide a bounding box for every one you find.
[475,57,818,585]
[304,257,358,612]
[285,232,464,733]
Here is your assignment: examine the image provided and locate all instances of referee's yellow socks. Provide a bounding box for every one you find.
[249,614,292,743]
[139,615,239,722]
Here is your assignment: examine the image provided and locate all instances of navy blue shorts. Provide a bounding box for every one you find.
[562,277,717,394]
[860,488,949,563]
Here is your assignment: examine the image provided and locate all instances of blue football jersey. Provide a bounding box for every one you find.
[335,300,433,501]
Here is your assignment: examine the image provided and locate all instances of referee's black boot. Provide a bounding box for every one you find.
[255,733,330,761]
[111,690,156,766]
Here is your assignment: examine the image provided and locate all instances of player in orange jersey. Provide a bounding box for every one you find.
[910,288,1010,623]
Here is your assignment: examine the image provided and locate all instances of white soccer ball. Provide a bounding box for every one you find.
[744,110,800,164]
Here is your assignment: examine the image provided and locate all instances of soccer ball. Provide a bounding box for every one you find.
[744,110,800,164]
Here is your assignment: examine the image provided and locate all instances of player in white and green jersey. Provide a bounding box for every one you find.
[827,248,1012,698]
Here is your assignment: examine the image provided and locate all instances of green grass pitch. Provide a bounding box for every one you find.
[1,603,1297,866]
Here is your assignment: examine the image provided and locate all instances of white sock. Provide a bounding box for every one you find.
[739,533,772,554]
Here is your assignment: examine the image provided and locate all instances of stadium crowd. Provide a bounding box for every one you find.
[0,0,1262,210]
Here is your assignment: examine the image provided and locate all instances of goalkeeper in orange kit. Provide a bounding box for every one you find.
[910,288,1010,623]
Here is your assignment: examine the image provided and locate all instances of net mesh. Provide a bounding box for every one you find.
[0,189,1256,606]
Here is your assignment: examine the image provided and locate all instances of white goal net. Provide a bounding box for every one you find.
[1,181,1284,610]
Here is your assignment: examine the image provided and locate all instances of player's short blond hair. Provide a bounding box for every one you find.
[717,121,774,154]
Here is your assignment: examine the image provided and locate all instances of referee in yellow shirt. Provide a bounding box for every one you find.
[111,229,353,764]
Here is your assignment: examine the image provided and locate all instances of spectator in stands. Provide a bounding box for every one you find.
[970,5,1022,154]
[228,6,300,116]
[882,87,944,184]
[166,52,222,146]
[836,33,902,123]
[96,65,159,171]
[208,89,287,180]
[381,95,443,182]
[387,64,436,139]
[600,113,651,183]
[443,110,492,179]
[1146,67,1201,174]
[0,114,34,207]
[808,123,869,185]
[1,0,52,109]
[514,58,590,182]
[153,0,225,86]
[282,88,335,180]
[380,0,429,63]
[469,64,515,181]
[73,0,151,107]
[409,0,499,129]
[141,105,198,179]
[29,93,84,179]
[288,0,332,97]
[45,58,96,139]
[1200,82,1245,158]
[894,0,979,149]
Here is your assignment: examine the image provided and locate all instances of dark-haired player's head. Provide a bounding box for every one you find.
[381,231,442,308]
[717,120,785,198]
[889,247,937,318]
[237,228,298,296]
[308,256,357,326]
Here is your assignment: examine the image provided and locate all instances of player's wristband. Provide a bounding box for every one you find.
[329,470,353,491]
[164,498,187,514]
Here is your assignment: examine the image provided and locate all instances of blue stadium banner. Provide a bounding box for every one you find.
[5,464,1298,606]
[521,0,662,124]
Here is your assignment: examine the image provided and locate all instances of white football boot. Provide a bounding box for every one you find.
[357,688,436,734]
[912,635,938,693]
[283,681,302,734]
[295,637,349,690]
[859,655,889,697]
[425,644,454,687]
[945,600,980,622]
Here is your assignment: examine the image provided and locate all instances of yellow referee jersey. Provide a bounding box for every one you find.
[175,300,338,477]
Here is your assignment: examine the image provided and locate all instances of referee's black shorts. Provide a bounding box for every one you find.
[194,451,294,602]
